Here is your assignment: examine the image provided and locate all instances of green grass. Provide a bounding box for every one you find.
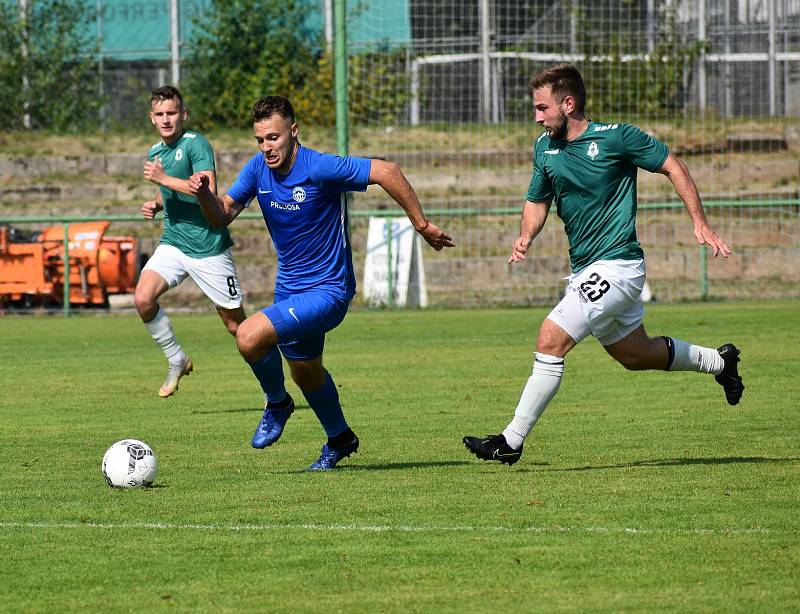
[1,301,798,612]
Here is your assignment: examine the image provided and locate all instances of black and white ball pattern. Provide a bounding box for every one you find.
[102,439,158,488]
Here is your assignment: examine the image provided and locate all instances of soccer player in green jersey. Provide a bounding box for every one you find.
[135,85,246,397]
[464,64,744,466]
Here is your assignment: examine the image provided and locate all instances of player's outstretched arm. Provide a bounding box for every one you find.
[144,157,217,198]
[368,159,455,251]
[188,173,244,228]
[509,200,550,263]
[658,153,732,258]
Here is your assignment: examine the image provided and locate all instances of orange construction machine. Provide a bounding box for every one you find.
[0,221,139,308]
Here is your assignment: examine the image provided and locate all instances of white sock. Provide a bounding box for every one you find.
[502,353,565,450]
[666,337,724,374]
[145,307,184,362]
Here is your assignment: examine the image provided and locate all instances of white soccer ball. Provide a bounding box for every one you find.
[102,439,158,488]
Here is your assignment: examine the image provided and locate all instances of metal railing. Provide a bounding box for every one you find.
[2,197,798,315]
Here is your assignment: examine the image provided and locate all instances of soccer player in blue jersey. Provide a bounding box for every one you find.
[188,95,454,470]
[464,64,744,466]
[136,86,247,398]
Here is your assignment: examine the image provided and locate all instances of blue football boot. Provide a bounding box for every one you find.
[307,433,359,471]
[251,394,295,448]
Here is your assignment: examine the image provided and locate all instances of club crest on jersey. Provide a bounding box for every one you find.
[175,148,183,161]
[587,142,599,160]
[292,187,306,202]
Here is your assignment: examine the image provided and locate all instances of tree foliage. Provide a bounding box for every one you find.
[574,3,702,117]
[183,0,410,129]
[182,0,324,129]
[292,48,411,127]
[0,0,102,131]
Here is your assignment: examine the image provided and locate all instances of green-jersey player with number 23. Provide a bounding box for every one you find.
[464,64,745,466]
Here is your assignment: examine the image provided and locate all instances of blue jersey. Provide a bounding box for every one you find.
[227,145,371,298]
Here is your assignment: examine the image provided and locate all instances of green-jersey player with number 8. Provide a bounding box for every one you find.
[135,85,246,398]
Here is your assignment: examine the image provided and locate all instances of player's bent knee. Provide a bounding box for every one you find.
[235,325,261,361]
[536,336,573,357]
[133,290,157,320]
[217,307,246,337]
[536,318,576,357]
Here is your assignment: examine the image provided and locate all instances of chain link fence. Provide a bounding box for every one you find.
[4,0,800,306]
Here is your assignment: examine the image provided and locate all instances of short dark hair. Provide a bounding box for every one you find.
[530,64,586,113]
[251,95,295,124]
[151,85,183,108]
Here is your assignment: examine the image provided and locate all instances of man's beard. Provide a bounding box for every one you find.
[549,110,569,140]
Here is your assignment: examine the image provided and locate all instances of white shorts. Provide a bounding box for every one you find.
[142,244,243,310]
[547,259,646,346]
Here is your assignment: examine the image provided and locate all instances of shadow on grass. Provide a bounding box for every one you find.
[273,460,474,474]
[534,456,800,473]
[345,460,474,471]
[191,403,311,415]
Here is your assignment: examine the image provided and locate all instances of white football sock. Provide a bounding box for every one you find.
[502,353,565,450]
[666,337,724,374]
[145,307,183,362]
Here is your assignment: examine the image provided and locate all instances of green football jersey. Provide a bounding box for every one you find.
[526,122,669,273]
[148,131,233,258]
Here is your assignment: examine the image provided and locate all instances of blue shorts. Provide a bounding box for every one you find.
[262,288,350,360]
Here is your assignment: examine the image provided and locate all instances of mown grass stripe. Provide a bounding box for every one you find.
[0,521,779,535]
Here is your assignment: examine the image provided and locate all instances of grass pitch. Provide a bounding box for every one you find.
[1,301,798,612]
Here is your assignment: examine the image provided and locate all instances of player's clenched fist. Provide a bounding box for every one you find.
[509,236,530,263]
[141,199,162,219]
[188,172,210,196]
[143,157,166,184]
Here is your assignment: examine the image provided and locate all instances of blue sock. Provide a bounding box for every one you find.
[302,372,348,439]
[248,347,286,405]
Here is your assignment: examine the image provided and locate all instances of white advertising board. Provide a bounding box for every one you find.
[362,216,428,308]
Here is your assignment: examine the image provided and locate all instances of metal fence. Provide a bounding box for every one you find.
[343,0,800,306]
[3,0,800,310]
[54,1,800,124]
[3,197,798,315]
